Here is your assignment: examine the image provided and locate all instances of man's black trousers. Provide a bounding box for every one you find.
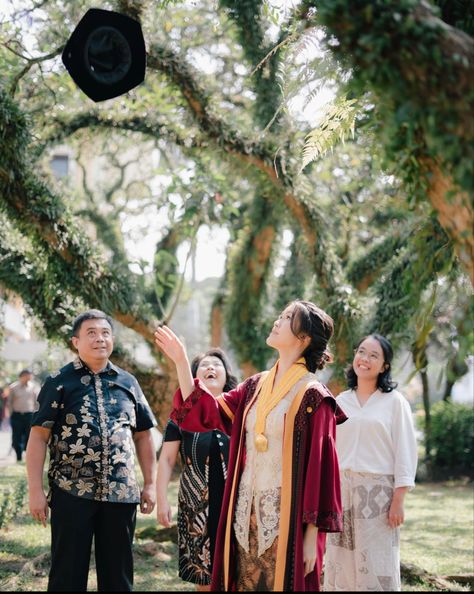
[10,411,33,461]
[48,486,137,592]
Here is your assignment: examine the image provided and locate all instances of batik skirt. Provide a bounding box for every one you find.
[323,470,401,591]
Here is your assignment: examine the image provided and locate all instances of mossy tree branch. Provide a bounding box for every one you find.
[219,0,283,129]
[368,217,455,342]
[0,90,157,344]
[39,42,361,374]
[0,221,173,426]
[309,0,474,283]
[347,223,415,291]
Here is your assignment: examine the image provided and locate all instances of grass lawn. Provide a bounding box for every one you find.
[0,461,472,591]
[401,479,474,583]
[0,463,192,592]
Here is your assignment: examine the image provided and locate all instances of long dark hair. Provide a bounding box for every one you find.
[289,300,334,373]
[190,348,238,392]
[346,333,398,393]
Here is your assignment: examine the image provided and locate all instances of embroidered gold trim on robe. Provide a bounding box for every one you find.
[223,373,320,591]
[274,379,318,591]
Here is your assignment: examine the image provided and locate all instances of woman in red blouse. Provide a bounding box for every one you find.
[156,348,237,590]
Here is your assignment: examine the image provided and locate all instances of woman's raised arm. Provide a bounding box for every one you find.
[154,325,194,400]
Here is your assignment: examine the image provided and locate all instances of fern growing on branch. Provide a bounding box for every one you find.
[300,97,358,171]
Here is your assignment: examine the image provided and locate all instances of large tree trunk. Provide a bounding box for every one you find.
[210,299,224,348]
[327,377,347,397]
[225,193,278,374]
[428,164,473,285]
[412,343,432,468]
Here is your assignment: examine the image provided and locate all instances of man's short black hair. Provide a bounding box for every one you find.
[71,310,114,337]
[19,369,32,377]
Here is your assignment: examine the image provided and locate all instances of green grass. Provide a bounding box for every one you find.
[0,464,193,592]
[0,462,472,592]
[402,480,474,577]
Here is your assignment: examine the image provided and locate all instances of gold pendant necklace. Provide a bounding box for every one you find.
[255,433,268,452]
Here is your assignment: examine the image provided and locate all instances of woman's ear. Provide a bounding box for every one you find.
[300,334,311,350]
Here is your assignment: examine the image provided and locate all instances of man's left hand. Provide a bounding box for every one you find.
[140,483,156,514]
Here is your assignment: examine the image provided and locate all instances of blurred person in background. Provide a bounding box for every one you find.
[0,384,10,430]
[8,369,39,461]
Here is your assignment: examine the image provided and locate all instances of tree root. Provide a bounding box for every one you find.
[401,561,472,590]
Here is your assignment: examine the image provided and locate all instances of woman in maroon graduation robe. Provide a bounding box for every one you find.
[155,300,346,591]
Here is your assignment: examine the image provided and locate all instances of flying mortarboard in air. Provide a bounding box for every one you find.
[62,8,146,102]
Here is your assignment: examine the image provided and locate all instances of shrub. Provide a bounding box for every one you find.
[428,401,474,477]
[0,478,27,530]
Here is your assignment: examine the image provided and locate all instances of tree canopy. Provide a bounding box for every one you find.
[0,0,472,423]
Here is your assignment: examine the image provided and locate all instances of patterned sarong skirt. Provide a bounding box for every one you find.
[323,470,401,591]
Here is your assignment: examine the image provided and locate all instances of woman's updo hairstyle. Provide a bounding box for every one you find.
[346,333,398,393]
[289,300,334,372]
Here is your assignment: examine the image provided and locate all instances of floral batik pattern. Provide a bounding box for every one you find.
[31,357,156,504]
[235,504,279,591]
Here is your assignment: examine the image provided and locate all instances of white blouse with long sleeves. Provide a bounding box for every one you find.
[335,388,418,489]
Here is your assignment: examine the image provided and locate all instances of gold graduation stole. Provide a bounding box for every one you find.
[254,357,308,452]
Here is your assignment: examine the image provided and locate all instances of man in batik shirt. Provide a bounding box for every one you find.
[26,309,157,592]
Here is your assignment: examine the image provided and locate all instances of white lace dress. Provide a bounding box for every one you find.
[233,377,309,556]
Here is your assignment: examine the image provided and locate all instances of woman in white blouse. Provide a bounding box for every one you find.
[323,334,418,592]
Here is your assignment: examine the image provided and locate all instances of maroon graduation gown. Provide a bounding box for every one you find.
[171,373,347,591]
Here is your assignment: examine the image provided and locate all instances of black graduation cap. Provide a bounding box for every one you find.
[62,8,146,102]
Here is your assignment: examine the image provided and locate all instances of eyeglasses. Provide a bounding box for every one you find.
[354,348,381,362]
